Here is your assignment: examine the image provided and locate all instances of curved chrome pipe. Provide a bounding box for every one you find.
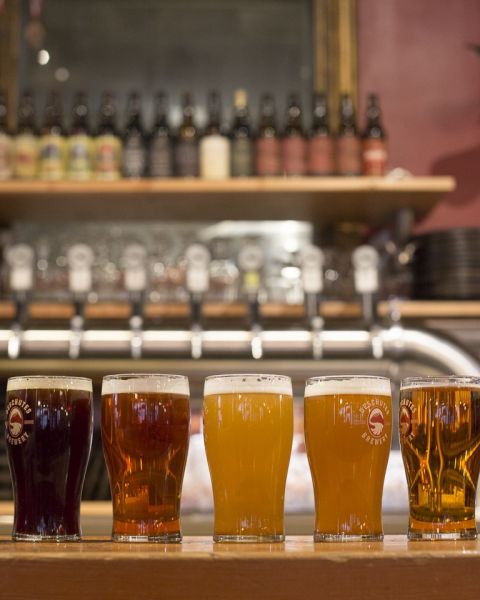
[0,325,477,375]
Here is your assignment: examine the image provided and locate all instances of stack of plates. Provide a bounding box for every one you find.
[411,228,480,300]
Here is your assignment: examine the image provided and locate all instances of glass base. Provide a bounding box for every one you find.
[112,532,182,543]
[13,533,81,542]
[314,532,383,543]
[214,534,285,543]
[408,529,477,541]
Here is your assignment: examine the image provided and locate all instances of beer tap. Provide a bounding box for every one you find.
[300,244,325,360]
[185,243,211,360]
[5,244,34,359]
[67,244,94,360]
[352,245,383,359]
[238,241,265,360]
[122,244,147,360]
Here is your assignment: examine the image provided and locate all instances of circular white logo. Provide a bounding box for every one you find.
[368,407,385,438]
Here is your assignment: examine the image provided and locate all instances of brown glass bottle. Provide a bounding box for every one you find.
[336,94,362,176]
[230,89,253,177]
[94,92,121,180]
[67,92,93,180]
[38,90,66,180]
[14,91,38,179]
[122,92,147,178]
[174,92,199,177]
[149,92,172,178]
[255,94,281,176]
[282,93,307,176]
[307,93,334,176]
[362,94,387,176]
[0,89,13,179]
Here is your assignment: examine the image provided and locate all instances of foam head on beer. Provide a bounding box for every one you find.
[204,373,292,397]
[304,375,391,398]
[7,375,93,393]
[102,373,189,397]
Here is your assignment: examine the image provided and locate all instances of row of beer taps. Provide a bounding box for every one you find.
[3,241,382,360]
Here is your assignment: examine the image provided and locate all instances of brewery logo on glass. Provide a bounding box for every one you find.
[399,398,414,440]
[6,398,34,445]
[359,399,390,445]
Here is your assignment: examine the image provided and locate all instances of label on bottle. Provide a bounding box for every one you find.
[336,134,362,176]
[122,134,147,178]
[282,136,307,176]
[38,134,66,180]
[255,137,281,176]
[94,134,121,180]
[307,136,334,176]
[200,135,230,179]
[362,138,387,176]
[149,136,172,177]
[0,132,13,179]
[175,139,199,177]
[67,134,93,180]
[231,138,253,177]
[13,133,38,179]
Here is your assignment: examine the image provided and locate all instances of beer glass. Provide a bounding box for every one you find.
[101,374,190,542]
[6,375,93,541]
[304,375,392,542]
[400,376,480,541]
[203,374,293,543]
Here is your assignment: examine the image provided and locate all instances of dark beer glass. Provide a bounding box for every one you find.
[6,376,93,541]
[400,376,480,540]
[101,374,190,542]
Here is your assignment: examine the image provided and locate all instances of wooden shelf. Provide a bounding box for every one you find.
[0,176,455,224]
[0,299,477,321]
[0,534,477,600]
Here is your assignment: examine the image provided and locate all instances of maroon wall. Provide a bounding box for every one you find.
[357,0,480,232]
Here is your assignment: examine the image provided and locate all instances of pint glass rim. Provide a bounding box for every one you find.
[400,376,480,390]
[204,373,292,396]
[304,375,391,398]
[7,375,93,392]
[101,373,190,396]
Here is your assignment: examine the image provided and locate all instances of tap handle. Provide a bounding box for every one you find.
[67,244,94,297]
[185,244,211,295]
[352,245,380,325]
[6,244,34,294]
[300,245,324,323]
[122,244,148,295]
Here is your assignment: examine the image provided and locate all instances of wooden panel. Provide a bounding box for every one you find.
[0,536,478,600]
[0,0,20,130]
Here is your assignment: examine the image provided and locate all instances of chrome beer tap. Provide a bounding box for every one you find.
[238,241,265,360]
[352,245,383,359]
[122,244,147,360]
[5,244,34,359]
[185,243,211,360]
[67,244,94,360]
[300,244,325,360]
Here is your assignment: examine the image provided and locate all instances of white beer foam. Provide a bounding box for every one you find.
[401,376,480,390]
[7,376,92,393]
[305,376,391,398]
[204,374,292,397]
[102,374,189,397]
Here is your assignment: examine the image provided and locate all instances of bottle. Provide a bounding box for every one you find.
[307,92,334,176]
[148,92,172,178]
[362,94,387,176]
[67,92,93,180]
[230,89,253,177]
[174,92,199,177]
[38,90,66,180]
[255,93,281,176]
[282,92,307,176]
[122,92,147,178]
[336,93,362,176]
[94,92,121,180]
[199,91,230,179]
[14,91,38,180]
[0,90,13,180]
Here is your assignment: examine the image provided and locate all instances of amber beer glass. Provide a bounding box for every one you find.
[101,374,190,542]
[203,374,293,542]
[6,376,93,541]
[400,376,480,540]
[304,375,392,541]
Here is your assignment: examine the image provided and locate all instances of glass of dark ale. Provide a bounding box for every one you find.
[101,374,190,542]
[400,376,480,540]
[6,376,93,541]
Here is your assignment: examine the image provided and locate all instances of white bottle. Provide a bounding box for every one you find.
[199,91,230,179]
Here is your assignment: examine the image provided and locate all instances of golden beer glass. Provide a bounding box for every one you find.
[400,376,480,541]
[304,375,392,542]
[203,374,293,542]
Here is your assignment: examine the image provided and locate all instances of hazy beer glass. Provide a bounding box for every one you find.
[203,374,293,542]
[400,376,480,540]
[304,375,392,542]
[6,376,93,541]
[101,374,190,542]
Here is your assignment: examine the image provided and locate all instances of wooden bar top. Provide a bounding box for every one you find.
[0,535,478,600]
